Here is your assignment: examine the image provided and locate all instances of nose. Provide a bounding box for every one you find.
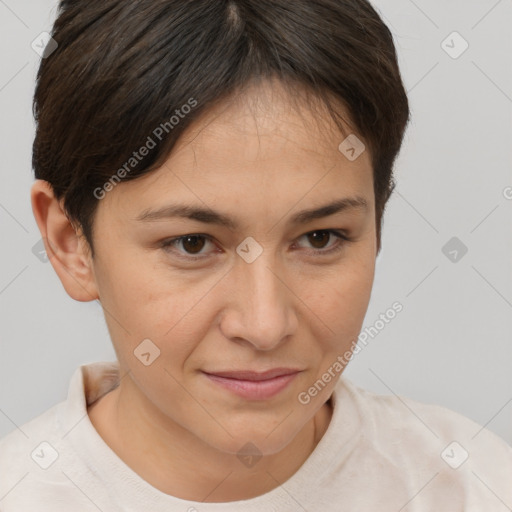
[219,251,298,351]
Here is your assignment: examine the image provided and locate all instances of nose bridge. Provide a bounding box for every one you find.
[228,246,294,350]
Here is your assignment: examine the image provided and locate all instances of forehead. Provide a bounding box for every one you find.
[182,78,363,158]
[99,79,373,224]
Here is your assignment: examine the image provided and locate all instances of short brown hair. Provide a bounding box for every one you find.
[32,0,410,257]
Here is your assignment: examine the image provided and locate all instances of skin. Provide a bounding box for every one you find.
[30,78,377,502]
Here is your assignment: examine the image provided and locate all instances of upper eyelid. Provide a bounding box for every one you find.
[164,229,347,255]
[167,229,344,244]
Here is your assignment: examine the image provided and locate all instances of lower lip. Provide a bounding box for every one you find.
[203,372,299,400]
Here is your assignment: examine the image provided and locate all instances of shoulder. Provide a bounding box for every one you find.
[340,376,512,456]
[335,377,512,505]
[0,401,62,493]
[0,362,106,510]
[0,399,62,455]
[0,400,105,511]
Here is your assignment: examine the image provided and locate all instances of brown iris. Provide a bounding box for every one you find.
[306,230,331,249]
[181,235,207,254]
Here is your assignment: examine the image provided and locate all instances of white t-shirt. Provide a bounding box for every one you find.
[1,361,511,511]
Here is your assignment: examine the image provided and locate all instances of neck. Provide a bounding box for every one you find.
[87,375,333,502]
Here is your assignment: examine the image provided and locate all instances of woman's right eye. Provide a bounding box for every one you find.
[161,234,217,260]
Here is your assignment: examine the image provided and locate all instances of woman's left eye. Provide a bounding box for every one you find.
[295,229,349,254]
[161,229,349,260]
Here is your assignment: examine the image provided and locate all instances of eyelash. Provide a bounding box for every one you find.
[160,229,350,261]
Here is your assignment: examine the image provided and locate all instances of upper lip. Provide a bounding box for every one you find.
[203,368,302,381]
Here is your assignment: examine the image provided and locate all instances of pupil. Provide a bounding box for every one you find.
[309,231,328,249]
[183,235,205,254]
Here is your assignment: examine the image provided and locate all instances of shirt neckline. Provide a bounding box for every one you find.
[60,361,363,511]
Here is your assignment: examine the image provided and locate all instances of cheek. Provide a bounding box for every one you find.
[297,263,374,402]
[90,252,183,359]
[305,258,374,350]
[95,248,184,323]
[105,270,220,373]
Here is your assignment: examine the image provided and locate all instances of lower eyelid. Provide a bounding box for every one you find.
[162,230,349,258]
[296,230,348,253]
[162,235,215,257]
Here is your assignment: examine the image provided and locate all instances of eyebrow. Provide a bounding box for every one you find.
[135,196,368,230]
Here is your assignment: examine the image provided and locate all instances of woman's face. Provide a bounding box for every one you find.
[88,80,376,456]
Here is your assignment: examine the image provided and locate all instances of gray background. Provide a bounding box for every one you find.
[1,0,511,446]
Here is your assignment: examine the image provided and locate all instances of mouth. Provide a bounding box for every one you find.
[201,368,302,400]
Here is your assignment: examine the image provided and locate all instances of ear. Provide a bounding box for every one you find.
[30,179,99,302]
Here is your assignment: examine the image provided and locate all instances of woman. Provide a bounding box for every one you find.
[1,0,511,509]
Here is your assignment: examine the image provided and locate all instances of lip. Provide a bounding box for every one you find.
[204,368,301,381]
[202,368,301,400]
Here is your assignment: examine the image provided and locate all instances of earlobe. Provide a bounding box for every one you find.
[30,179,99,302]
